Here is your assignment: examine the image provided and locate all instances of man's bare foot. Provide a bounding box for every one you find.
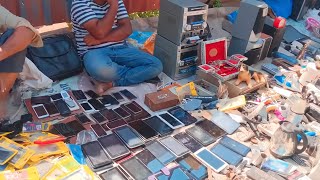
[93,81,113,95]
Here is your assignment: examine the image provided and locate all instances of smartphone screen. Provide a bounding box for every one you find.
[107,119,127,129]
[128,120,158,140]
[72,90,87,101]
[120,157,152,180]
[173,132,203,153]
[91,112,107,124]
[99,167,128,180]
[136,149,164,173]
[146,141,176,165]
[195,148,227,172]
[196,120,227,139]
[33,105,49,118]
[114,125,144,148]
[50,93,62,101]
[177,154,207,180]
[98,134,130,160]
[75,113,91,124]
[159,113,184,128]
[80,102,93,111]
[100,109,121,122]
[219,136,250,156]
[66,120,85,134]
[31,96,51,105]
[53,123,76,137]
[210,144,243,166]
[101,123,110,131]
[159,136,189,157]
[155,167,191,179]
[100,95,119,106]
[114,107,131,119]
[85,90,99,99]
[54,99,71,117]
[112,92,125,101]
[144,116,173,136]
[186,126,215,146]
[88,99,105,110]
[120,89,137,100]
[44,103,59,116]
[124,103,142,114]
[168,106,197,125]
[91,124,107,137]
[81,141,112,169]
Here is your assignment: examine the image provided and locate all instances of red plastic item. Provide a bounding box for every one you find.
[273,17,286,29]
[34,136,66,145]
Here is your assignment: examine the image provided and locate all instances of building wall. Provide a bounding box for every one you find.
[0,0,160,27]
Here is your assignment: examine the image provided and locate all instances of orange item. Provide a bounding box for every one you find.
[142,33,156,55]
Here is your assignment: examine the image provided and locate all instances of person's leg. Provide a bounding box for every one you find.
[112,45,163,86]
[0,73,19,120]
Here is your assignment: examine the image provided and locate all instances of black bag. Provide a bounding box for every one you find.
[27,34,82,81]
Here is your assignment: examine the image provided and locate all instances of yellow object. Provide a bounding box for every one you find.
[0,166,40,180]
[176,82,198,101]
[28,142,69,162]
[43,156,81,180]
[218,95,246,112]
[0,144,18,165]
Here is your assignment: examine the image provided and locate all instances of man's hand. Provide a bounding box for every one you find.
[84,34,101,46]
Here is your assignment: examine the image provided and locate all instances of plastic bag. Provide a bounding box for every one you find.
[142,33,156,55]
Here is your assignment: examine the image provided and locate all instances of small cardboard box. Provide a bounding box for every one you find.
[144,90,179,112]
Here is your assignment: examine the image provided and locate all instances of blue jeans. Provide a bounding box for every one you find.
[83,45,163,86]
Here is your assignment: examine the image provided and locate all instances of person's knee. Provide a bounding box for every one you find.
[85,63,118,82]
[149,56,163,75]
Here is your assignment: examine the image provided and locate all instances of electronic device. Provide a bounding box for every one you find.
[120,89,137,100]
[106,119,127,129]
[31,96,51,105]
[291,0,313,21]
[98,134,130,160]
[53,123,76,137]
[143,116,173,136]
[79,102,94,113]
[168,106,197,125]
[228,0,268,56]
[114,107,131,119]
[91,112,107,124]
[81,141,112,169]
[196,120,227,139]
[152,165,194,180]
[136,149,165,173]
[211,110,240,134]
[91,124,107,137]
[146,141,176,165]
[173,132,203,153]
[159,112,184,129]
[75,113,92,124]
[259,33,272,61]
[53,99,71,117]
[261,63,280,75]
[100,95,119,106]
[128,120,158,140]
[219,136,251,156]
[32,104,49,119]
[113,125,144,149]
[194,148,228,173]
[43,103,59,117]
[112,92,125,102]
[177,154,207,180]
[88,99,105,110]
[159,136,189,157]
[85,90,99,99]
[186,126,215,146]
[99,167,128,180]
[72,90,87,102]
[100,109,121,122]
[50,93,63,101]
[124,103,142,114]
[210,144,243,166]
[120,157,152,180]
[66,120,85,134]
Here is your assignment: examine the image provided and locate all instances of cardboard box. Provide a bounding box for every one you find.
[144,90,179,112]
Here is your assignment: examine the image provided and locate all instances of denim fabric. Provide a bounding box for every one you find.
[83,44,163,86]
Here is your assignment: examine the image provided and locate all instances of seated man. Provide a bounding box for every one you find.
[0,6,43,122]
[71,0,163,94]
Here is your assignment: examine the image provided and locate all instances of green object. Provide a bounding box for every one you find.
[129,10,159,19]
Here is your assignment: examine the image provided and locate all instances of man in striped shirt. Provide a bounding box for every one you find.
[71,0,163,94]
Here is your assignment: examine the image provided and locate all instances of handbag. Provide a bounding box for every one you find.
[27,34,82,81]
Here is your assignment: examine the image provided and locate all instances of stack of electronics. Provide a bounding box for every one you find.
[154,0,209,80]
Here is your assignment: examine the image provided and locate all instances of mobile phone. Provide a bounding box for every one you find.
[143,116,173,136]
[146,141,176,165]
[107,119,127,129]
[98,134,130,160]
[114,107,131,119]
[54,99,71,116]
[210,144,243,166]
[50,93,62,101]
[101,123,110,131]
[194,148,228,173]
[75,113,92,124]
[120,89,137,100]
[113,125,144,148]
[100,95,119,106]
[32,104,49,119]
[99,167,128,180]
[159,136,189,157]
[72,90,87,101]
[124,103,142,114]
[120,157,152,180]
[196,120,227,139]
[159,113,184,129]
[219,136,251,157]
[91,124,107,137]
[88,99,105,110]
[136,149,164,173]
[186,126,215,146]
[43,103,59,117]
[168,106,197,126]
[128,120,158,140]
[153,166,193,180]
[53,123,76,137]
[112,92,125,102]
[60,90,70,100]
[81,141,112,169]
[64,98,76,108]
[85,90,99,99]
[80,102,94,112]
[66,120,85,134]
[100,109,121,122]
[92,112,107,124]
[31,96,51,105]
[173,132,203,153]
[211,110,240,134]
[177,154,207,180]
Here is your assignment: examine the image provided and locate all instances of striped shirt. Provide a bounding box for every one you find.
[71,0,129,56]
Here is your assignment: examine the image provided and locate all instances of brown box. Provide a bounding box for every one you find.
[144,90,179,112]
